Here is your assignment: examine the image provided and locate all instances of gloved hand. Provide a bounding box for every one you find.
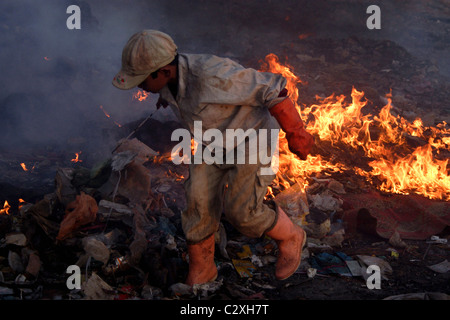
[270,97,314,160]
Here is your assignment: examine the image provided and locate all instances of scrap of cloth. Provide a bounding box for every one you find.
[340,190,450,240]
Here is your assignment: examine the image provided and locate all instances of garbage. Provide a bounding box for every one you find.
[192,278,223,298]
[426,235,448,244]
[356,255,392,280]
[310,191,343,212]
[274,181,309,226]
[388,231,408,248]
[326,180,346,195]
[24,252,41,279]
[237,245,253,259]
[140,285,163,300]
[113,138,159,165]
[82,273,115,300]
[8,250,24,274]
[427,260,450,273]
[306,267,317,278]
[303,207,331,239]
[56,192,98,241]
[55,167,78,207]
[309,252,353,277]
[345,260,363,277]
[129,205,150,265]
[321,225,345,247]
[232,259,256,278]
[340,190,450,240]
[81,237,110,266]
[169,282,194,297]
[386,248,400,259]
[0,132,447,301]
[5,232,27,246]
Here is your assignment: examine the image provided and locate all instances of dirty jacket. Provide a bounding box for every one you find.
[159,53,286,152]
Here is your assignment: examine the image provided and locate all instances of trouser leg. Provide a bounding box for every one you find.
[223,161,277,238]
[182,162,227,243]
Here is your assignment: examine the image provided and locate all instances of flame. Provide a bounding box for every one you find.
[191,138,199,155]
[71,152,83,163]
[260,54,449,201]
[0,201,11,215]
[100,105,111,118]
[18,198,26,210]
[133,90,149,102]
[20,162,36,172]
[170,138,198,163]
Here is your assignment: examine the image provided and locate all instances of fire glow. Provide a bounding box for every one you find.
[0,201,11,215]
[71,152,83,163]
[133,90,149,102]
[260,54,449,201]
[20,162,35,172]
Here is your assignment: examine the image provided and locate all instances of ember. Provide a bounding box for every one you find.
[99,105,111,118]
[71,152,83,163]
[100,105,123,128]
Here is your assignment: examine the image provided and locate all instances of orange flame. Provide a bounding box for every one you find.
[170,138,198,163]
[18,199,26,210]
[0,201,11,215]
[20,163,36,172]
[133,90,149,102]
[260,54,450,201]
[71,152,83,163]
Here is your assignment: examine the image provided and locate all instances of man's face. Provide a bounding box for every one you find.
[138,70,169,93]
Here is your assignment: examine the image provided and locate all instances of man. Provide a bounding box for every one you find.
[113,30,314,285]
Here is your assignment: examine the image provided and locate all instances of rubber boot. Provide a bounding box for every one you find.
[266,207,307,280]
[185,234,218,286]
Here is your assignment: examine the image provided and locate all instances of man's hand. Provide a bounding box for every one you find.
[285,129,314,160]
[270,97,314,160]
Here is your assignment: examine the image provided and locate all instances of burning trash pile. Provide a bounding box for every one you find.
[0,54,449,300]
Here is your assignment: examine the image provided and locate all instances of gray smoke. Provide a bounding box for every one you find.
[0,0,448,165]
[0,0,172,161]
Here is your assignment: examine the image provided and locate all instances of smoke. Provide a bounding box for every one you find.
[0,0,173,161]
[0,0,447,164]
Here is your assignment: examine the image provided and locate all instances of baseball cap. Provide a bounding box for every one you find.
[113,30,177,90]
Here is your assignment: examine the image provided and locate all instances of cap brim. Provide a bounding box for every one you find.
[112,70,150,90]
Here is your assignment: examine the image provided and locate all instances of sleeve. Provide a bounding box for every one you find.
[197,56,287,109]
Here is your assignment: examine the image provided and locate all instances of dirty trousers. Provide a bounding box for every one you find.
[182,156,277,243]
